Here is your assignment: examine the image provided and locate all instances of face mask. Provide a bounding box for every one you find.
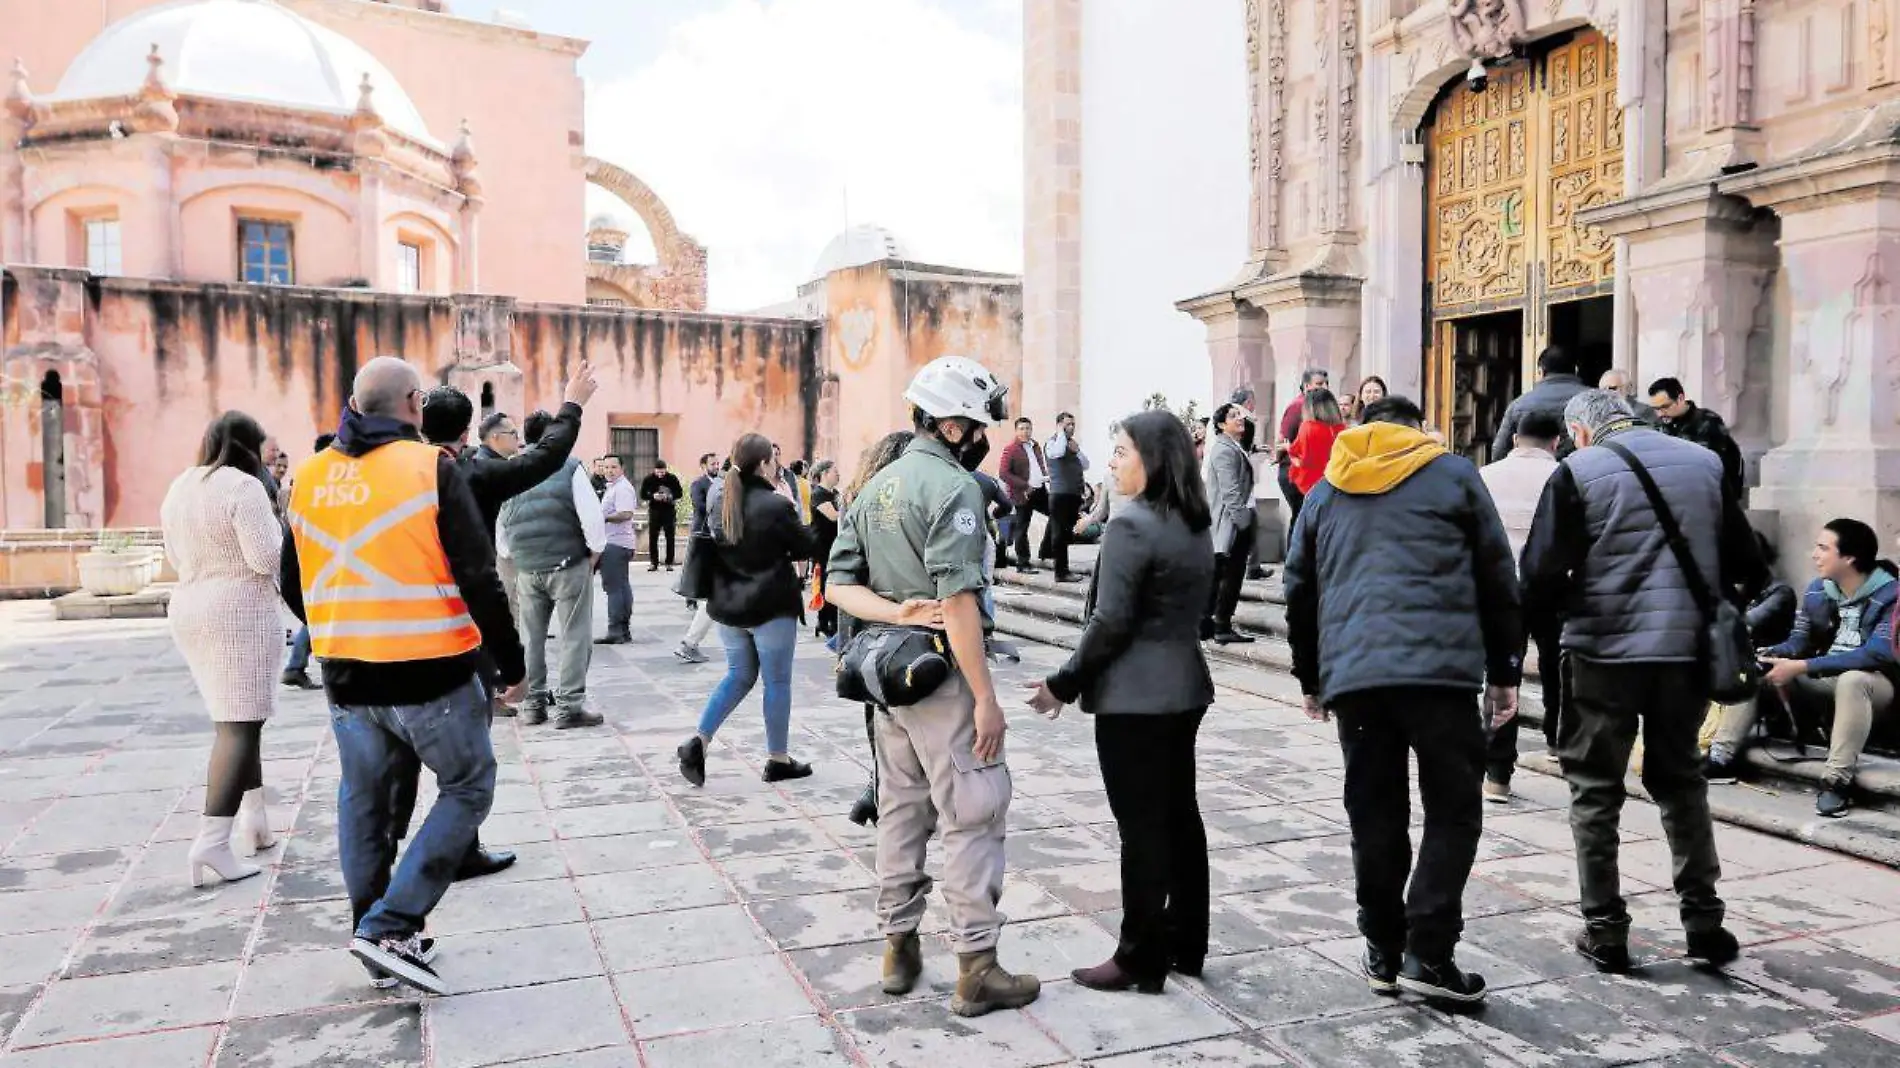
[938,421,990,471]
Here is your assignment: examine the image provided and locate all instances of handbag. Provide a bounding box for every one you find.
[672,533,716,601]
[1602,442,1761,704]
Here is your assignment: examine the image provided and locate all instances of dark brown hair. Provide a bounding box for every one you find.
[721,433,775,543]
[197,411,269,483]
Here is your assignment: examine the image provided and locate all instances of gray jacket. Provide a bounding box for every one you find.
[1521,426,1764,663]
[1045,499,1216,715]
[1492,373,1587,459]
[1206,434,1255,555]
[501,458,588,573]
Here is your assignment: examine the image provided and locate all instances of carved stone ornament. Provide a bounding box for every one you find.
[1446,0,1529,61]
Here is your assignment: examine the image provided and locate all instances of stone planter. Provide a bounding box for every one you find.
[76,551,157,597]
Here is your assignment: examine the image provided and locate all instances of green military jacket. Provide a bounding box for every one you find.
[828,435,989,603]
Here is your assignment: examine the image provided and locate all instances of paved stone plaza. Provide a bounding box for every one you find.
[3,573,1900,1067]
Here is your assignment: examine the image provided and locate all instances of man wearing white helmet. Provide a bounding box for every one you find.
[825,355,1042,1019]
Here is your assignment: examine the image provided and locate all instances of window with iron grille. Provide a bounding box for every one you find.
[610,426,659,479]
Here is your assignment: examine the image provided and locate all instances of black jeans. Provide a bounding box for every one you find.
[1206,546,1251,630]
[1047,492,1082,577]
[1333,688,1486,961]
[1486,622,1564,784]
[648,507,677,566]
[1561,658,1724,942]
[1096,709,1209,978]
[598,544,633,636]
[1278,466,1306,538]
[1012,488,1048,569]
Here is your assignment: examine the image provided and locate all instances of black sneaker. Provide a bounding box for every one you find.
[352,934,446,995]
[762,758,814,783]
[519,705,548,727]
[1685,927,1741,968]
[1703,753,1739,785]
[366,937,438,989]
[1574,929,1632,974]
[1817,781,1853,818]
[553,709,606,730]
[1363,943,1401,995]
[1397,954,1486,1006]
[280,670,322,691]
[1213,630,1255,646]
[678,736,707,787]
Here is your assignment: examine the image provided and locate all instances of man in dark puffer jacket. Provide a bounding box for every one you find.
[1285,395,1522,1007]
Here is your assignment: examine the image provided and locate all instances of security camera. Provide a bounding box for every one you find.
[1466,58,1489,93]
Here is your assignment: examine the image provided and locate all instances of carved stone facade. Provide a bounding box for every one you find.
[1026,0,1900,568]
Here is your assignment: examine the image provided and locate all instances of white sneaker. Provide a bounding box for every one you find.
[673,644,710,664]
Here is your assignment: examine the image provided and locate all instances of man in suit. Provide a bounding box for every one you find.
[1203,402,1256,644]
[1044,412,1090,583]
[997,417,1050,573]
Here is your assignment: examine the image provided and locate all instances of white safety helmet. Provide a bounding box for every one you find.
[904,356,1009,426]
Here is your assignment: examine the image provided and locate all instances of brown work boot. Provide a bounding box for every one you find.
[951,949,1041,1017]
[881,932,923,995]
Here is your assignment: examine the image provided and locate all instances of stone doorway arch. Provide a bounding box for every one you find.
[582,157,709,311]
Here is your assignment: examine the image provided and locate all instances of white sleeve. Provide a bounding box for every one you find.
[1046,432,1068,459]
[574,468,607,554]
[495,510,512,560]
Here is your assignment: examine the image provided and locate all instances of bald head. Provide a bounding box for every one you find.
[352,357,423,422]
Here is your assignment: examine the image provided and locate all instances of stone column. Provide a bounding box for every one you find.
[1022,0,1083,428]
[1177,293,1268,407]
[1722,149,1900,560]
[1238,274,1364,417]
[448,294,522,418]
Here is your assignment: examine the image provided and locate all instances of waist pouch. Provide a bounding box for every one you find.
[836,626,953,709]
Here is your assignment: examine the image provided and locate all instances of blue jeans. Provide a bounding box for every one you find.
[598,544,634,634]
[697,616,797,754]
[284,626,311,674]
[332,675,496,942]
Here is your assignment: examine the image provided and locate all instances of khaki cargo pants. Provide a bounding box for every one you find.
[874,674,1013,953]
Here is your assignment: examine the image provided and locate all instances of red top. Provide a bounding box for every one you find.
[1287,420,1345,494]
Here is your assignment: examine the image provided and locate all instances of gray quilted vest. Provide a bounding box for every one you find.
[504,457,589,573]
[1561,427,1724,663]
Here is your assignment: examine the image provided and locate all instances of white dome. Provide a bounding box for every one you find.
[52,0,435,145]
[811,224,911,278]
[587,213,630,234]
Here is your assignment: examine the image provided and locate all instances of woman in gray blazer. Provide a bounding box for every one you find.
[1028,410,1216,994]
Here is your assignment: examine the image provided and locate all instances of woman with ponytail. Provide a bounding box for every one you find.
[677,434,821,786]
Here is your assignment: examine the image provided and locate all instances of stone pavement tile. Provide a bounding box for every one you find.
[594,902,771,972]
[1719,1022,1900,1067]
[0,930,73,986]
[490,1047,637,1068]
[1269,1005,1502,1068]
[1263,834,1359,884]
[1005,827,1118,872]
[1622,891,1784,953]
[1088,1033,1292,1066]
[101,872,270,924]
[13,959,239,1044]
[1225,882,1361,944]
[1712,825,1842,877]
[1568,960,1828,1047]
[671,789,805,827]
[1722,938,1900,1018]
[427,976,628,1068]
[448,839,570,885]
[253,898,353,956]
[538,776,658,810]
[561,830,703,876]
[787,937,959,1009]
[0,982,40,1044]
[65,911,252,977]
[0,1026,218,1067]
[1189,946,1387,1028]
[1203,805,1342,849]
[486,783,546,817]
[429,876,587,936]
[640,1016,853,1068]
[434,920,606,993]
[1206,847,1322,896]
[0,884,113,934]
[1460,875,1548,920]
[1090,897,1299,960]
[1473,851,1656,906]
[215,1003,424,1068]
[722,849,876,899]
[8,791,180,853]
[1443,978,1694,1066]
[1028,860,1134,915]
[1483,811,1605,853]
[573,863,731,919]
[995,916,1118,983]
[1029,790,1117,826]
[527,752,646,785]
[1309,934,1541,991]
[1719,870,1896,933]
[697,818,841,860]
[273,862,349,904]
[1818,920,1900,969]
[476,810,557,845]
[0,845,132,891]
[617,953,817,1036]
[125,836,284,885]
[231,947,408,1018]
[923,879,1072,934]
[1461,907,1602,983]
[834,998,1072,1068]
[753,889,880,950]
[1229,770,1342,804]
[1023,979,1238,1058]
[1858,1010,1900,1043]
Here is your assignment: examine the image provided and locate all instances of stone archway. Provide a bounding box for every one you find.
[582,157,708,311]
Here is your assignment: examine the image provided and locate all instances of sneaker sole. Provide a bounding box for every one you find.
[1366,972,1400,995]
[366,940,438,988]
[350,939,447,996]
[1482,793,1510,805]
[1397,976,1486,1004]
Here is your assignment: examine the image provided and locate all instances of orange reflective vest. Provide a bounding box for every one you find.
[287,440,482,663]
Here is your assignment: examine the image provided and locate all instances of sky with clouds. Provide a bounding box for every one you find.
[455,0,1023,311]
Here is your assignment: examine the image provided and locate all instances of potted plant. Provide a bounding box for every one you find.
[77,530,158,597]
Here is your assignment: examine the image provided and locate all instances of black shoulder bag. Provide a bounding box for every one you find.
[1602,442,1761,704]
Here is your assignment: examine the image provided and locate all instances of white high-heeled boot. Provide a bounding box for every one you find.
[235,788,277,855]
[187,815,262,888]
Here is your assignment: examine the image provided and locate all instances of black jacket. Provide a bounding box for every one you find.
[708,474,819,628]
[1284,426,1523,705]
[282,409,525,705]
[1659,402,1745,502]
[641,472,685,513]
[449,402,583,539]
[1046,500,1216,714]
[1491,373,1587,459]
[689,474,714,536]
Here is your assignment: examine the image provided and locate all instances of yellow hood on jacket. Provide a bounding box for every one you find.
[1324,422,1448,495]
